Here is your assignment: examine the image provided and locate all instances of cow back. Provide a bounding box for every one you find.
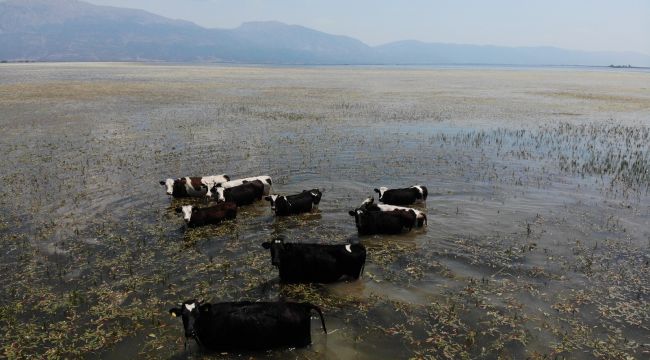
[276,192,314,215]
[357,211,409,235]
[224,180,264,206]
[188,203,237,227]
[381,188,420,205]
[195,302,312,350]
[276,243,366,283]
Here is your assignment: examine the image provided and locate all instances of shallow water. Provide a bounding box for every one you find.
[0,63,649,359]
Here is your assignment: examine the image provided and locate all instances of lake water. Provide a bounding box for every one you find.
[0,63,648,359]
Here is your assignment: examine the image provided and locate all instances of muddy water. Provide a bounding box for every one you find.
[0,63,649,359]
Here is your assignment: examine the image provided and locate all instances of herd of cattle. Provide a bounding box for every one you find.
[160,174,428,352]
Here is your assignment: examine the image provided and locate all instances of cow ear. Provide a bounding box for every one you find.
[192,207,199,212]
[224,175,230,181]
[159,181,165,185]
[262,242,271,249]
[348,210,356,216]
[264,196,271,201]
[169,308,182,317]
[199,303,211,313]
[175,207,182,213]
[373,188,380,193]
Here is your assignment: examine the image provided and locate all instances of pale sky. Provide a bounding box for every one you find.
[85,0,650,55]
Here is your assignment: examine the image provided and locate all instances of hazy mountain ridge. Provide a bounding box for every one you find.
[1,0,649,66]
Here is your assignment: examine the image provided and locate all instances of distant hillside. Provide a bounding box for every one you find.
[1,0,649,66]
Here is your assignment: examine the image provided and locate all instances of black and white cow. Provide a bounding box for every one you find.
[264,189,322,216]
[176,202,237,228]
[170,300,327,351]
[374,185,428,206]
[261,238,365,283]
[348,208,416,235]
[206,175,273,198]
[211,180,265,206]
[359,197,427,228]
[160,175,230,197]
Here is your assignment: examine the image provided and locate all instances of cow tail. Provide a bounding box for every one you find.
[359,259,366,279]
[309,305,327,334]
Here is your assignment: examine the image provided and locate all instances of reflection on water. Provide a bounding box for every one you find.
[0,64,649,359]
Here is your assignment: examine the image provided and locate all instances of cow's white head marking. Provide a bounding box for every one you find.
[378,187,388,197]
[184,303,196,312]
[216,187,225,202]
[345,244,352,253]
[268,195,279,210]
[413,185,424,195]
[163,179,174,195]
[361,197,373,206]
[181,205,193,223]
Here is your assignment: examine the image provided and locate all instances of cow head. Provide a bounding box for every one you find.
[261,238,284,266]
[373,187,388,200]
[307,189,322,206]
[214,186,226,202]
[169,299,211,339]
[360,197,374,207]
[348,209,363,228]
[207,184,226,202]
[206,184,217,198]
[160,179,175,195]
[175,205,194,223]
[264,195,281,211]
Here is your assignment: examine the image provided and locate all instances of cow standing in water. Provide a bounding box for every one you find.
[264,189,322,216]
[358,197,427,228]
[169,299,327,351]
[176,202,237,228]
[211,180,265,206]
[374,185,428,205]
[206,175,273,198]
[261,238,366,283]
[348,208,416,235]
[160,175,230,197]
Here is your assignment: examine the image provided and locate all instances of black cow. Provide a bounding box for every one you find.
[160,175,230,197]
[374,185,428,205]
[169,300,327,351]
[348,208,416,235]
[264,189,322,216]
[261,238,366,283]
[175,202,237,228]
[211,180,264,206]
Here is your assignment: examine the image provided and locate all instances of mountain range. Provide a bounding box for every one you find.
[1,0,649,66]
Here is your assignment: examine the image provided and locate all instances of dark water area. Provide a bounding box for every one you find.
[0,63,649,359]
